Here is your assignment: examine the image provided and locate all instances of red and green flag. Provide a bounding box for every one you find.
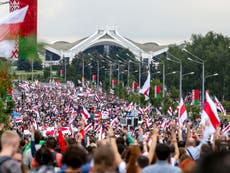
[9,0,38,60]
[7,88,13,100]
[154,85,161,98]
[60,69,64,78]
[92,74,97,85]
[192,89,200,105]
[112,79,117,89]
[132,81,138,92]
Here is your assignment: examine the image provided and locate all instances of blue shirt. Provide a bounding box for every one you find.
[142,160,181,173]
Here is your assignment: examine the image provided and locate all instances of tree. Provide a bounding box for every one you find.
[168,31,230,101]
[0,59,14,127]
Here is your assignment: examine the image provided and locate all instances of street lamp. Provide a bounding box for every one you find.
[184,48,205,104]
[166,53,183,100]
[182,72,195,77]
[166,71,177,76]
[205,73,218,79]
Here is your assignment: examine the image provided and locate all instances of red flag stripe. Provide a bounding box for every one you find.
[204,101,220,129]
[179,105,186,118]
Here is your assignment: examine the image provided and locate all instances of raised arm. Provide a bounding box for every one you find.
[108,128,123,165]
[171,127,179,160]
[148,126,158,164]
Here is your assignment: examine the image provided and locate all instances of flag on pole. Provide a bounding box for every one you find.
[214,96,226,116]
[154,85,161,98]
[110,88,114,95]
[222,123,230,135]
[155,108,162,115]
[178,98,187,128]
[132,81,138,92]
[92,74,97,85]
[81,107,90,124]
[167,106,173,116]
[139,71,150,100]
[0,6,28,58]
[60,69,64,78]
[112,79,117,89]
[192,89,200,105]
[201,92,220,134]
[84,123,93,133]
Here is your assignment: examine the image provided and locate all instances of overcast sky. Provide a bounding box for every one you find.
[1,0,230,45]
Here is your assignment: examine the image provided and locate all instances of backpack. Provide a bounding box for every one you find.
[0,156,11,167]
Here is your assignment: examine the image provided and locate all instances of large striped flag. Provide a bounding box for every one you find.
[178,98,187,128]
[201,92,220,134]
[139,71,150,100]
[0,6,28,58]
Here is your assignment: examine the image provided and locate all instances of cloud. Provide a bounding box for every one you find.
[1,0,230,44]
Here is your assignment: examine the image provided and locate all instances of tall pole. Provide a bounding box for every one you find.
[179,61,182,99]
[50,55,52,79]
[118,63,120,86]
[139,57,142,89]
[202,62,205,105]
[109,64,112,88]
[82,55,85,80]
[31,59,34,81]
[163,61,165,98]
[127,60,130,88]
[64,58,67,82]
[97,60,99,87]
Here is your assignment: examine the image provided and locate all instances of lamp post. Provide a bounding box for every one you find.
[205,73,219,88]
[205,73,219,79]
[182,71,195,77]
[97,60,99,87]
[166,53,182,100]
[139,57,142,89]
[184,49,205,104]
[163,61,165,97]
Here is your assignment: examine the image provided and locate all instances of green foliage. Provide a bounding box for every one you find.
[17,58,43,71]
[168,31,230,101]
[0,59,14,127]
[187,105,202,119]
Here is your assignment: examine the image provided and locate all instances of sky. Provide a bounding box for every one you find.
[0,0,230,45]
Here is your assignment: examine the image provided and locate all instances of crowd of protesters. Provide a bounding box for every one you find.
[0,80,229,173]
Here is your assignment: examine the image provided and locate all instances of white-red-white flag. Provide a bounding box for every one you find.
[0,6,28,58]
[214,96,226,116]
[84,123,93,133]
[178,98,187,128]
[139,71,150,100]
[201,92,220,134]
[167,106,173,116]
[222,123,230,135]
[81,107,90,124]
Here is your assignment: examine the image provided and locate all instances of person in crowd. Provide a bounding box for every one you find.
[23,128,42,169]
[192,151,230,173]
[125,144,141,173]
[92,145,116,173]
[30,146,55,173]
[0,130,22,173]
[136,155,149,173]
[58,144,87,173]
[142,143,182,173]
